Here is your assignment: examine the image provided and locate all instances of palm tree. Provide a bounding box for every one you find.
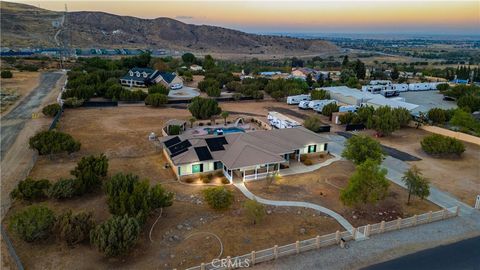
[221,111,230,125]
[188,117,196,128]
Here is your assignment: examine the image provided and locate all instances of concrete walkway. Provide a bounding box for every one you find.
[279,154,342,176]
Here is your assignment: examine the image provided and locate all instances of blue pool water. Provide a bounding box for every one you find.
[204,127,245,135]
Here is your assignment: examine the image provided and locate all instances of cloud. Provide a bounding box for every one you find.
[175,15,194,20]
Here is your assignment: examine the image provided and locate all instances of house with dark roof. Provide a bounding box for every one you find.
[120,67,183,89]
[161,127,329,182]
[291,67,324,81]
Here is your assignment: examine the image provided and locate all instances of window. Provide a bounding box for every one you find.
[192,164,203,173]
[308,145,317,153]
[214,161,223,170]
[178,167,182,176]
[135,71,140,77]
[129,71,133,76]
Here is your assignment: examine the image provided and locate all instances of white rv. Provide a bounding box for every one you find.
[393,84,409,92]
[286,94,311,105]
[298,100,310,109]
[267,111,301,129]
[307,100,326,109]
[312,100,337,113]
[339,105,358,113]
[369,80,392,85]
[408,83,435,91]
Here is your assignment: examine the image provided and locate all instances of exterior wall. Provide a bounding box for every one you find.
[170,76,184,86]
[299,143,326,155]
[177,161,215,177]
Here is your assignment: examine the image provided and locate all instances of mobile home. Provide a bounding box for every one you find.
[287,94,311,105]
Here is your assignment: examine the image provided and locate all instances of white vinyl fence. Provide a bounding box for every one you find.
[186,206,459,270]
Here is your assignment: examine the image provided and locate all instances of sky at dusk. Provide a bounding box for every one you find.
[10,0,480,35]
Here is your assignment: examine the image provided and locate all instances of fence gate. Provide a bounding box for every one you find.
[475,195,480,209]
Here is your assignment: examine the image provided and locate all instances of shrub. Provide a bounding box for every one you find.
[104,173,173,224]
[168,125,182,135]
[221,178,230,184]
[42,103,61,117]
[29,130,81,155]
[1,70,13,78]
[300,155,307,162]
[321,102,339,117]
[63,97,84,108]
[188,97,222,120]
[310,89,330,100]
[428,108,448,124]
[148,84,169,95]
[449,109,480,135]
[71,154,109,194]
[202,187,234,210]
[303,159,313,166]
[90,215,140,257]
[119,89,147,101]
[184,177,195,183]
[145,93,168,107]
[303,115,324,132]
[48,178,78,199]
[420,134,465,156]
[243,199,265,225]
[206,86,221,97]
[198,78,220,92]
[342,135,385,165]
[201,174,213,184]
[54,211,95,246]
[10,178,51,201]
[436,83,450,91]
[9,205,55,242]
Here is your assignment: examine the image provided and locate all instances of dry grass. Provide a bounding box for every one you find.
[0,71,40,115]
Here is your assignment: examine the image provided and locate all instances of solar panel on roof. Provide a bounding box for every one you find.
[170,147,189,157]
[164,136,181,148]
[205,137,228,152]
[194,146,213,161]
[168,140,192,156]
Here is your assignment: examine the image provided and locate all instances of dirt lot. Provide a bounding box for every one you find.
[246,160,440,228]
[4,104,343,269]
[0,71,40,115]
[361,128,480,206]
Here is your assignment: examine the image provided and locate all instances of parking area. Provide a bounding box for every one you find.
[399,90,457,113]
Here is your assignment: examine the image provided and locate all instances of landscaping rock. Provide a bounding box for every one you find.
[177,224,184,230]
[353,215,358,219]
[267,210,272,215]
[299,228,306,234]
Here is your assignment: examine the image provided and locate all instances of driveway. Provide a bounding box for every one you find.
[1,72,63,160]
[168,86,200,99]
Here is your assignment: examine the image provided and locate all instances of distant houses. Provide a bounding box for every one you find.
[120,67,183,89]
[290,67,329,81]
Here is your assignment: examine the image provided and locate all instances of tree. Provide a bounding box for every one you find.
[48,178,79,199]
[145,93,168,107]
[402,166,430,204]
[90,215,140,257]
[340,159,389,207]
[42,103,61,117]
[428,108,448,124]
[206,86,221,97]
[342,135,385,165]
[29,130,81,156]
[243,199,265,225]
[203,55,215,70]
[63,97,84,108]
[436,83,450,91]
[393,108,411,127]
[188,97,222,120]
[202,187,234,210]
[1,70,13,78]
[310,89,330,100]
[449,109,480,135]
[168,125,182,135]
[421,134,465,156]
[457,95,480,113]
[9,205,55,242]
[71,154,109,194]
[303,115,324,132]
[148,84,169,95]
[10,178,51,201]
[220,111,229,125]
[370,106,400,136]
[188,116,196,128]
[391,67,400,80]
[54,211,95,246]
[198,78,220,92]
[353,60,366,80]
[182,52,196,64]
[321,102,339,117]
[342,55,349,67]
[104,173,173,224]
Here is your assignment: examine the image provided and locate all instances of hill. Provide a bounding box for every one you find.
[0,1,338,56]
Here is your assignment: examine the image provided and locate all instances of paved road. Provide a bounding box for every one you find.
[1,72,63,160]
[363,236,480,270]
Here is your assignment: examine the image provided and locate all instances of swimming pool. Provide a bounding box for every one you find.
[204,127,245,135]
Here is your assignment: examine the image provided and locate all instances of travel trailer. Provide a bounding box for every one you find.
[312,100,337,113]
[268,111,301,129]
[286,94,311,105]
[298,100,311,109]
[339,105,359,113]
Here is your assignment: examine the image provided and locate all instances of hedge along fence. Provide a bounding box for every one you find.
[186,206,459,270]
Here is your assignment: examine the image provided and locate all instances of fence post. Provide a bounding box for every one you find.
[455,206,460,216]
[380,221,385,233]
[316,235,321,248]
[227,256,231,270]
[413,215,418,226]
[335,231,340,244]
[428,211,432,222]
[365,224,371,237]
[397,217,402,229]
[274,245,278,259]
[352,228,357,239]
[295,240,300,254]
[200,263,205,270]
[251,251,256,265]
[442,208,447,219]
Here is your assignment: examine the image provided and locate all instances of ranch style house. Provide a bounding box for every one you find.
[120,67,183,89]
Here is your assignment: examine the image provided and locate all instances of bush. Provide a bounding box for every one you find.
[63,97,84,108]
[104,173,173,224]
[342,135,385,165]
[54,211,95,246]
[221,177,230,184]
[206,86,221,97]
[303,159,313,166]
[90,215,140,257]
[201,174,213,184]
[9,205,55,242]
[1,70,13,78]
[436,83,450,91]
[421,134,465,156]
[310,89,330,100]
[321,102,339,117]
[300,155,307,162]
[148,84,169,95]
[10,178,51,201]
[29,130,81,155]
[48,178,78,199]
[119,89,147,101]
[71,154,109,194]
[243,199,265,225]
[202,187,234,210]
[184,177,195,183]
[198,79,220,92]
[428,108,448,124]
[188,97,222,120]
[449,108,480,135]
[145,93,168,107]
[42,103,61,117]
[167,125,182,135]
[303,115,324,132]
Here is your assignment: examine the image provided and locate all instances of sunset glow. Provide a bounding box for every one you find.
[10,0,480,34]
